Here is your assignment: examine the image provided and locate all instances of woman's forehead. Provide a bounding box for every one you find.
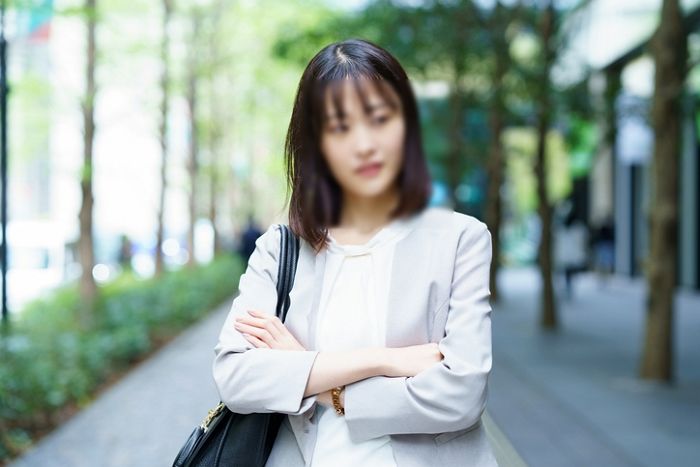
[322,77,398,119]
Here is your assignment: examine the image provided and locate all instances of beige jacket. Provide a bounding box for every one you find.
[212,206,498,466]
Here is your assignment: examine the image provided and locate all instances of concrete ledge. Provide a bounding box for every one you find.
[483,410,528,467]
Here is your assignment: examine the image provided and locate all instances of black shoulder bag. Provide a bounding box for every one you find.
[172,224,301,467]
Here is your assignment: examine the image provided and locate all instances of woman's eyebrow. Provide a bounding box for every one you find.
[364,101,390,112]
[323,112,341,123]
[323,101,391,122]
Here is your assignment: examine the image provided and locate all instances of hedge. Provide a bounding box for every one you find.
[0,254,243,463]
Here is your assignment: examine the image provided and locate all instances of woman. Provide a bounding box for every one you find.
[212,38,497,466]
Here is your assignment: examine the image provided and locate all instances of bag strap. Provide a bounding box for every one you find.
[275,224,300,323]
[212,224,300,410]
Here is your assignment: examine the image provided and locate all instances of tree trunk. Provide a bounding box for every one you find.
[208,114,221,255]
[208,2,223,255]
[535,2,557,329]
[155,0,172,277]
[641,0,686,381]
[208,152,220,254]
[186,11,202,267]
[484,2,510,302]
[446,7,468,209]
[78,0,98,328]
[485,102,503,301]
[446,73,464,209]
[603,68,621,172]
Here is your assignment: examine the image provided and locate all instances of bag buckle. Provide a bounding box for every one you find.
[200,402,225,432]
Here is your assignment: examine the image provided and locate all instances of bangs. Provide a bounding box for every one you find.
[311,72,400,133]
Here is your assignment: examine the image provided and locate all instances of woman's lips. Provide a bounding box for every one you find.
[356,162,383,177]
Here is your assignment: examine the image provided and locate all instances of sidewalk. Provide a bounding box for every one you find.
[486,267,700,467]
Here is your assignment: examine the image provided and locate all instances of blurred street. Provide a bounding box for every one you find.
[488,267,700,467]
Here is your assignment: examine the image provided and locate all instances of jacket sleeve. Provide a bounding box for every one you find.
[212,223,320,416]
[343,219,493,442]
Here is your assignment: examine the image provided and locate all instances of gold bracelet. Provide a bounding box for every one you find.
[331,385,345,415]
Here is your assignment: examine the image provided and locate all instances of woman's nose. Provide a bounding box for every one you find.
[353,123,376,155]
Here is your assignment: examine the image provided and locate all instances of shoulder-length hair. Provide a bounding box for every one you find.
[284,38,432,253]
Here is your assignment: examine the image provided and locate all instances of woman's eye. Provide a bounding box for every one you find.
[327,115,388,133]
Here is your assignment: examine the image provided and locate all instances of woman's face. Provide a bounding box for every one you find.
[319,78,405,204]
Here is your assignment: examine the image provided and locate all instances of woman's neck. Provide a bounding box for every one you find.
[336,187,400,234]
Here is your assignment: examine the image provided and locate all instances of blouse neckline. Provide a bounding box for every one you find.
[326,208,425,257]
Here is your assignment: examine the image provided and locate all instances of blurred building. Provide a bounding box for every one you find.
[586,4,700,291]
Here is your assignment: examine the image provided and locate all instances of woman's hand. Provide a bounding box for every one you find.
[383,343,444,377]
[234,309,305,351]
[234,310,342,409]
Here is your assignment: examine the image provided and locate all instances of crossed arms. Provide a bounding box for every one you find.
[212,219,493,443]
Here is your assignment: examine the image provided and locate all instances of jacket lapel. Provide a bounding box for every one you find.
[384,226,437,347]
[306,247,327,350]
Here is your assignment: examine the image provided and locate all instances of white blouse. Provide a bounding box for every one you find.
[309,214,420,467]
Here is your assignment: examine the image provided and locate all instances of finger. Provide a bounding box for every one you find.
[234,322,276,346]
[235,315,269,328]
[242,333,270,349]
[244,310,286,339]
[244,310,306,351]
[248,309,288,336]
[247,309,272,318]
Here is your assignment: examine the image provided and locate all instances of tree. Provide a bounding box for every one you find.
[524,0,591,329]
[155,0,173,276]
[479,1,524,302]
[534,0,557,329]
[443,4,473,210]
[185,6,204,267]
[77,0,98,327]
[641,0,687,381]
[204,0,225,255]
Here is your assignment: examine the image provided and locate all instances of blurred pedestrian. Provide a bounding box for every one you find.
[555,208,589,299]
[238,214,263,263]
[117,234,133,271]
[592,217,614,283]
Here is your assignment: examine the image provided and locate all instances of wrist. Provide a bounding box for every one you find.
[317,389,332,407]
[365,347,393,378]
[373,347,394,376]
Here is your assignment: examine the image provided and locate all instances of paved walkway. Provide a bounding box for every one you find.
[487,267,700,467]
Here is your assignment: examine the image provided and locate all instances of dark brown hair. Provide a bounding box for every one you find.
[284,38,432,253]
